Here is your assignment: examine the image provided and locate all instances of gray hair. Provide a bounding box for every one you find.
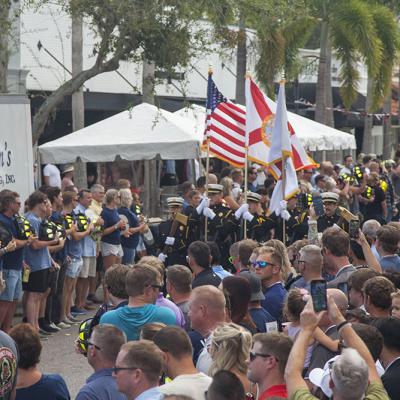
[119,188,133,208]
[362,219,381,240]
[90,184,104,194]
[299,245,323,274]
[331,348,368,400]
[104,189,118,205]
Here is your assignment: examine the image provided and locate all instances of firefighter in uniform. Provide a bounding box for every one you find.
[317,192,347,232]
[198,184,239,267]
[243,192,275,242]
[158,197,188,266]
[183,190,202,246]
[273,194,309,245]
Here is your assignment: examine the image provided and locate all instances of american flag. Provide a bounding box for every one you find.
[204,73,246,167]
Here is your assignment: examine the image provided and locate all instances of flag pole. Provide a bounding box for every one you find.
[204,65,213,241]
[280,78,287,244]
[243,71,252,240]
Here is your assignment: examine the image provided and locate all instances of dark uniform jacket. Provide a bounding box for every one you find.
[157,218,188,266]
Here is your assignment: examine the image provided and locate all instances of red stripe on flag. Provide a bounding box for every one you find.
[210,125,245,147]
[210,137,246,158]
[212,113,245,136]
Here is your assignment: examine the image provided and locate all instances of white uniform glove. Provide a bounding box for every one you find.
[242,211,254,222]
[280,200,288,210]
[234,203,249,220]
[196,197,210,215]
[158,253,167,262]
[165,236,175,246]
[280,209,291,221]
[203,207,216,220]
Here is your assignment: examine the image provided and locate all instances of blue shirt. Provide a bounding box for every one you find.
[23,212,52,272]
[260,282,287,323]
[101,207,121,245]
[75,204,96,257]
[16,374,70,400]
[0,213,24,270]
[76,368,126,400]
[118,207,139,249]
[100,304,176,341]
[249,307,276,333]
[212,265,232,280]
[136,387,163,400]
[380,255,400,273]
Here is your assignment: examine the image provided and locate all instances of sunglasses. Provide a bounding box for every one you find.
[253,261,276,269]
[112,366,141,374]
[249,351,276,362]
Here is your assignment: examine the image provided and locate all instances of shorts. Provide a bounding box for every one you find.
[22,268,51,293]
[65,258,83,279]
[101,242,123,258]
[79,257,97,279]
[0,269,22,301]
[122,247,136,264]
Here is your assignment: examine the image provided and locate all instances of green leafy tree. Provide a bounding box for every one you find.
[28,0,218,144]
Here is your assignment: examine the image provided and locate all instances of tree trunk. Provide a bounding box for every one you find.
[324,35,334,127]
[71,15,87,190]
[315,19,329,125]
[142,59,159,216]
[235,12,246,105]
[0,1,11,93]
[382,91,392,159]
[362,74,374,154]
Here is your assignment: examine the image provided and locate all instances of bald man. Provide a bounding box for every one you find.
[187,285,226,374]
[305,289,348,379]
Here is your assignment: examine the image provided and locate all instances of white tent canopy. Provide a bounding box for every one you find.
[39,103,200,163]
[175,102,356,152]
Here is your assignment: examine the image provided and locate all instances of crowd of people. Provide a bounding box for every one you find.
[0,153,400,399]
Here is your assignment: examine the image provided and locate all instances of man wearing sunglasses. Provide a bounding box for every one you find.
[113,341,164,400]
[254,247,287,324]
[247,332,293,399]
[76,324,127,400]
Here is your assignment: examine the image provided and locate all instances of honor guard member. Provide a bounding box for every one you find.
[243,192,274,242]
[317,192,346,232]
[158,197,188,266]
[274,194,309,245]
[199,184,239,267]
[183,190,202,246]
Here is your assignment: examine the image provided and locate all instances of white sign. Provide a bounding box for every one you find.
[0,95,35,203]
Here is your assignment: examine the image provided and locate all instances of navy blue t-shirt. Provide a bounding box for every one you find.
[100,207,121,245]
[16,373,70,400]
[118,207,139,249]
[249,307,276,333]
[189,330,205,365]
[0,213,24,270]
[260,282,287,323]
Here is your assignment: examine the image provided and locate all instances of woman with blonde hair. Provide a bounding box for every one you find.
[220,177,240,211]
[209,322,256,397]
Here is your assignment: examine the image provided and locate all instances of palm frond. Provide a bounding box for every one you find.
[331,0,382,76]
[370,4,400,110]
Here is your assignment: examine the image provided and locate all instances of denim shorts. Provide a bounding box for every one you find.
[0,269,22,301]
[65,258,83,279]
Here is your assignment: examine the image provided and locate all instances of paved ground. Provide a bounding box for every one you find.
[40,313,94,399]
[14,307,96,399]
